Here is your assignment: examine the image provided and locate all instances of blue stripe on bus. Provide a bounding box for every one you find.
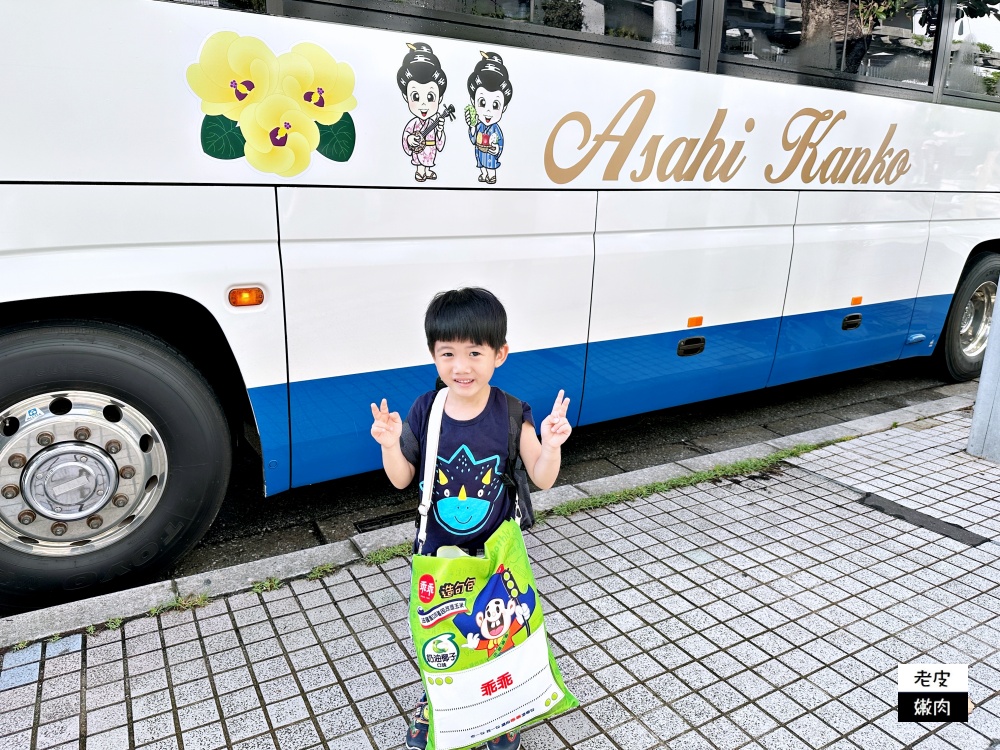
[286,344,587,487]
[767,299,918,386]
[578,318,781,425]
[251,295,952,493]
[899,293,952,359]
[246,383,291,496]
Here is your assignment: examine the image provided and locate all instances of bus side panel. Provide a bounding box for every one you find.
[768,192,931,386]
[900,193,1000,359]
[278,188,596,488]
[581,191,796,425]
[0,185,291,494]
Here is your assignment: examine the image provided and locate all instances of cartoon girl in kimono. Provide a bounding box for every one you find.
[465,52,513,185]
[397,43,452,182]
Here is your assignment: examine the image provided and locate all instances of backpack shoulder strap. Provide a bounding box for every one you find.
[502,391,523,486]
[416,387,449,554]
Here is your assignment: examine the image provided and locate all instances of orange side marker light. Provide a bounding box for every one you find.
[851,296,863,306]
[229,287,265,307]
[687,316,703,328]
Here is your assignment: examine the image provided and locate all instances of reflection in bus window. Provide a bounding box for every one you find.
[378,0,699,50]
[946,11,1000,97]
[168,0,266,9]
[721,0,939,85]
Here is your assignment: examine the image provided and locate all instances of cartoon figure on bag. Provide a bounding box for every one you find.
[397,42,455,183]
[454,567,537,658]
[465,52,513,185]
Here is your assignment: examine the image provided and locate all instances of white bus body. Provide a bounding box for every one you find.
[1,0,998,603]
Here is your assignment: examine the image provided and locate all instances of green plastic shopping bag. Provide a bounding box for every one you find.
[408,389,578,750]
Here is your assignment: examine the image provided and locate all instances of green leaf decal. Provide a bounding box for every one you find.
[316,112,356,163]
[201,115,246,160]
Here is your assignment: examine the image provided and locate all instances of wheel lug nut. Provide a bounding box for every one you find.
[51,522,67,536]
[8,454,26,470]
[74,427,91,441]
[112,494,129,508]
[86,515,103,530]
[120,466,135,480]
[36,432,54,447]
[1,485,19,500]
[106,440,121,455]
[18,510,35,525]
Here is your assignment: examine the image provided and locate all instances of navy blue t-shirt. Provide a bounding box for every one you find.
[401,387,533,555]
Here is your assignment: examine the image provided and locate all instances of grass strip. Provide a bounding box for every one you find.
[147,593,211,617]
[251,577,283,594]
[364,542,413,566]
[306,563,336,581]
[546,440,848,518]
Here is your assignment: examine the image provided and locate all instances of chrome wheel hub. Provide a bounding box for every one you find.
[21,442,119,521]
[959,280,996,359]
[0,391,167,556]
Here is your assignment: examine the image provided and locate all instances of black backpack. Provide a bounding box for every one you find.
[500,391,535,530]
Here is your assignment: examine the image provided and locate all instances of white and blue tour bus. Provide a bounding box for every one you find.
[1,0,999,607]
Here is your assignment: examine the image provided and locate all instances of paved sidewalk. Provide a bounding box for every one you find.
[3,407,1000,750]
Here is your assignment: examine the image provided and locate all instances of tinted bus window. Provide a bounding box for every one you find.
[357,0,699,50]
[946,10,1000,97]
[720,0,939,86]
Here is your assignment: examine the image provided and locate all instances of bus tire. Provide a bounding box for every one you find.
[937,253,1000,382]
[0,323,230,612]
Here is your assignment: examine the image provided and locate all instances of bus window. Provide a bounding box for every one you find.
[720,0,940,86]
[332,0,700,51]
[945,10,1000,99]
[169,0,266,10]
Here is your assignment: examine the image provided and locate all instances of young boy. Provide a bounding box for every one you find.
[370,287,572,750]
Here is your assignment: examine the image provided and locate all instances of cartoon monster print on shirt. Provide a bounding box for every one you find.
[419,445,504,536]
[453,567,536,658]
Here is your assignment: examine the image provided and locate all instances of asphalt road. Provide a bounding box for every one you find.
[165,359,970,579]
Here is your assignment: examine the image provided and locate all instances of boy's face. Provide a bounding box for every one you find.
[431,340,508,401]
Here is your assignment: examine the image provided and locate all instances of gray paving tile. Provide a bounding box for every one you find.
[225,708,270,744]
[86,726,130,750]
[607,720,657,750]
[181,723,227,750]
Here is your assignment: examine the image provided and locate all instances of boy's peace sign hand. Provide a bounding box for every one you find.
[540,390,572,449]
[370,399,403,448]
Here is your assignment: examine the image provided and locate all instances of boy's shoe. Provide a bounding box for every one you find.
[404,701,429,750]
[486,732,521,750]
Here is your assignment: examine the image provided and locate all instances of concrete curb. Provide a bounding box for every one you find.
[0,392,977,649]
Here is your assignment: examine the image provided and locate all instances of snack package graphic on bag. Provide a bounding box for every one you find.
[409,519,578,750]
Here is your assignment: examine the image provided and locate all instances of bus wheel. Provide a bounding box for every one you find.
[0,323,230,611]
[938,253,1000,382]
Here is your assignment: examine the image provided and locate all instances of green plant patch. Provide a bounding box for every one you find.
[306,563,336,581]
[252,577,283,594]
[364,542,412,566]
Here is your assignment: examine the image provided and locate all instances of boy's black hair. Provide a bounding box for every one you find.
[425,287,507,352]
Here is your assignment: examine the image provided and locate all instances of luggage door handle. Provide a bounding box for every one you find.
[842,313,862,330]
[677,336,706,356]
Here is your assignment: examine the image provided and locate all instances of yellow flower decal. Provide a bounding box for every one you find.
[278,43,357,126]
[189,33,357,175]
[239,95,320,177]
[187,32,279,120]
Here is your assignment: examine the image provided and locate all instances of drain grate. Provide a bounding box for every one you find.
[858,492,990,547]
[354,509,416,534]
